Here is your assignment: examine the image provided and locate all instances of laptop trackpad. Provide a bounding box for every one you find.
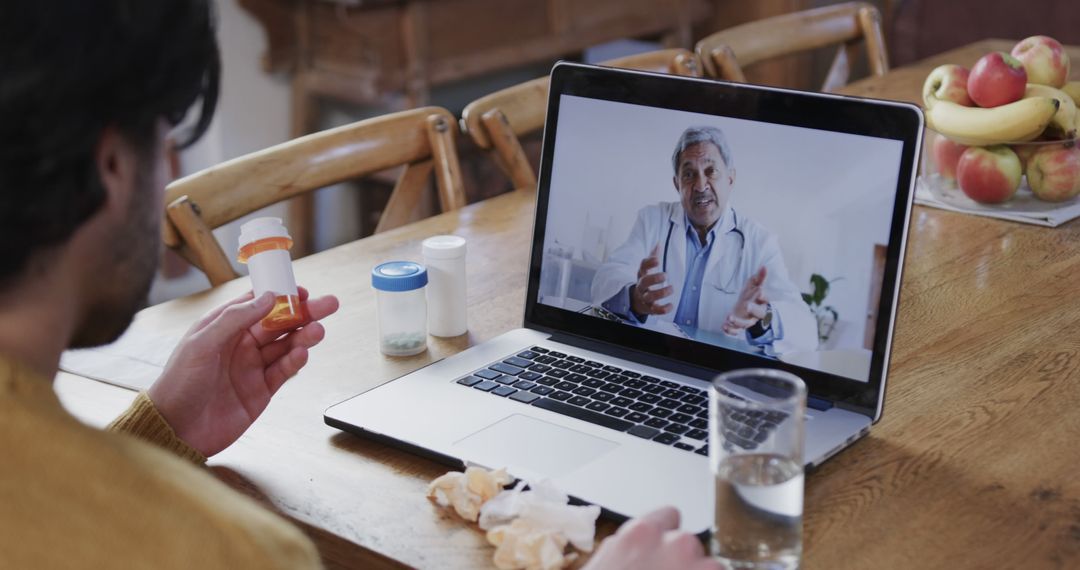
[453,414,618,478]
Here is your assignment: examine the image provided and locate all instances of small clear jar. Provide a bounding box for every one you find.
[237,217,304,331]
[371,261,428,356]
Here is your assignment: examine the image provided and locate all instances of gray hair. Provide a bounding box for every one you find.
[671,126,734,175]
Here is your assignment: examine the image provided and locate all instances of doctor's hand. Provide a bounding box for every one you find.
[582,506,722,570]
[630,245,674,318]
[148,287,340,457]
[722,266,769,336]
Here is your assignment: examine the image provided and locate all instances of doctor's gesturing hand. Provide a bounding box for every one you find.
[722,266,769,336]
[630,244,675,318]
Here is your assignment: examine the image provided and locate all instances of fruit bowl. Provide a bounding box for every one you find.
[921,128,1080,211]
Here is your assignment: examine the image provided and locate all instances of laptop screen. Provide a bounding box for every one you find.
[525,63,921,410]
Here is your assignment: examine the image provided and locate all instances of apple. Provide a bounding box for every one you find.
[956,145,1022,203]
[932,134,967,179]
[1011,36,1071,88]
[968,52,1028,108]
[1026,143,1080,201]
[923,64,973,107]
[1011,144,1038,172]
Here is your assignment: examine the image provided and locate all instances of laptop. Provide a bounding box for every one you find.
[326,62,923,532]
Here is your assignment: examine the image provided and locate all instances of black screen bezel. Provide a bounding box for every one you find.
[523,62,923,413]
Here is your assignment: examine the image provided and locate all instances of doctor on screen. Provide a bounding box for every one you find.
[591,125,818,354]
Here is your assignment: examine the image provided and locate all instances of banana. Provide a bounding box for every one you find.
[926,96,1059,146]
[1062,81,1080,107]
[1024,83,1077,138]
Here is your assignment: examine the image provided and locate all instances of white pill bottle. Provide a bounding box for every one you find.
[422,235,467,337]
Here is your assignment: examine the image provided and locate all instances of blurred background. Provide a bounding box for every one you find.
[154,0,1080,304]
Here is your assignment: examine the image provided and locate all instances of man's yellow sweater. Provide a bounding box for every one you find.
[0,355,321,568]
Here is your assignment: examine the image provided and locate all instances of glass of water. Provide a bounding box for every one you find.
[710,368,807,569]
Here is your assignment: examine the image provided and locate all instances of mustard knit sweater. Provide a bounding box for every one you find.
[0,355,322,569]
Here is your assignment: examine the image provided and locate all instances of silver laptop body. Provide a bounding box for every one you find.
[326,62,924,533]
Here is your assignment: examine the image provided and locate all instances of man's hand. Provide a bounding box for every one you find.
[148,288,340,457]
[722,266,768,336]
[582,506,722,570]
[630,245,674,317]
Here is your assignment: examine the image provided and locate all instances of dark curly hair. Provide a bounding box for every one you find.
[0,0,220,285]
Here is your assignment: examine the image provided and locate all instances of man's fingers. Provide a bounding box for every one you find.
[188,291,256,335]
[264,346,309,393]
[638,255,661,278]
[251,294,340,346]
[745,300,767,320]
[725,314,756,329]
[199,292,275,346]
[752,266,767,287]
[633,506,681,533]
[259,322,326,365]
[638,272,668,291]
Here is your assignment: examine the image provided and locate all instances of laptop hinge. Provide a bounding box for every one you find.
[807,395,834,411]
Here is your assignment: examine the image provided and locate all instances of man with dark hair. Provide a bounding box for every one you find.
[0,2,721,568]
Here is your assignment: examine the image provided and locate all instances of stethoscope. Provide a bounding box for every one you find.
[661,210,746,294]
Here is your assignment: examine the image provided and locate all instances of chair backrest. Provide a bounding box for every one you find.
[162,106,467,286]
[460,48,700,191]
[696,2,888,93]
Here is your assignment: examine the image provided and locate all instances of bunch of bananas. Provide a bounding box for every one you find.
[924,81,1080,146]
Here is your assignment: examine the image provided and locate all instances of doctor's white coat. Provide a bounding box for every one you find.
[591,202,818,354]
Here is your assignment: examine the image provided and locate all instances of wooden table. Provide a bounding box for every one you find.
[57,39,1080,568]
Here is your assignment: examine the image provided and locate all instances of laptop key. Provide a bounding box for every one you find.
[585,360,603,368]
[645,418,669,429]
[619,388,644,399]
[536,376,559,386]
[565,355,583,363]
[504,357,532,368]
[653,433,680,445]
[639,393,661,404]
[659,380,681,389]
[494,375,517,385]
[695,446,709,456]
[567,373,588,383]
[657,399,681,410]
[685,429,709,440]
[569,364,591,373]
[603,365,623,373]
[474,369,501,380]
[586,370,611,379]
[641,375,661,384]
[532,398,633,432]
[530,386,554,396]
[673,442,696,451]
[626,412,648,423]
[586,401,610,412]
[628,425,660,439]
[518,371,542,381]
[509,391,540,404]
[551,360,573,369]
[690,418,708,429]
[548,369,569,378]
[513,381,537,391]
[533,355,557,364]
[622,371,642,378]
[490,362,524,376]
[572,387,596,397]
[643,384,666,395]
[608,374,630,384]
[662,389,683,399]
[550,391,572,401]
[650,408,673,419]
[611,396,633,408]
[600,382,623,393]
[492,386,517,397]
[677,404,703,415]
[605,407,629,418]
[582,378,606,388]
[624,379,646,389]
[473,381,498,392]
[548,351,567,358]
[456,376,482,387]
[664,424,690,435]
[528,364,552,373]
[592,392,614,402]
[568,396,591,407]
[681,394,707,406]
[530,346,549,354]
[629,402,653,413]
[555,381,577,391]
[517,351,539,360]
[669,413,693,424]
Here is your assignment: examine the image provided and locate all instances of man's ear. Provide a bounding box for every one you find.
[728,168,736,186]
[94,126,139,214]
[672,176,679,192]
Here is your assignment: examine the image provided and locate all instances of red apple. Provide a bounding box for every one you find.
[923,64,974,107]
[968,52,1028,108]
[1011,36,1071,88]
[956,145,1022,203]
[1026,143,1080,202]
[932,134,968,180]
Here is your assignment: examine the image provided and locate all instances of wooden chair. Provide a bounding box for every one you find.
[695,2,889,93]
[162,106,467,286]
[460,48,700,191]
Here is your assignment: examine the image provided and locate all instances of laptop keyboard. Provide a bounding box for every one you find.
[455,346,778,455]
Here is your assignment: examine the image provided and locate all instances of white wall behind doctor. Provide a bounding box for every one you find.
[543,94,902,349]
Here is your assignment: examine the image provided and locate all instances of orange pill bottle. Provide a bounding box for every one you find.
[237,217,305,331]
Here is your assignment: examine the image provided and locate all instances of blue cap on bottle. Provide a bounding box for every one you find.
[372,261,428,292]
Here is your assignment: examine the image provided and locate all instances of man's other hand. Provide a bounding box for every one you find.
[723,266,768,336]
[148,288,340,457]
[582,506,722,570]
[630,245,674,317]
